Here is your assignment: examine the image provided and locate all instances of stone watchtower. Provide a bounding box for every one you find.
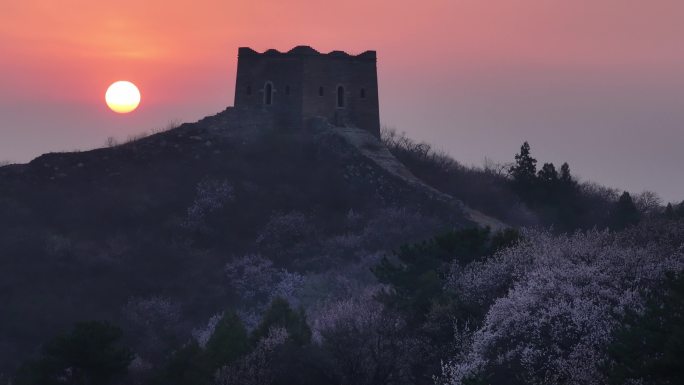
[233,46,380,137]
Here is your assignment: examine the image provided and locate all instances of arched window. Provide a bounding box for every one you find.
[264,82,273,105]
[360,88,366,98]
[337,86,345,108]
[318,86,324,96]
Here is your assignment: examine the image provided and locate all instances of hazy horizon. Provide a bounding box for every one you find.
[1,0,683,201]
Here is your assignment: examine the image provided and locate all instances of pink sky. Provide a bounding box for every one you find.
[1,0,683,201]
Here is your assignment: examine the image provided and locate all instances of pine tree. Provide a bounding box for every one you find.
[205,312,249,368]
[509,142,537,184]
[605,274,684,385]
[509,142,538,201]
[537,163,558,184]
[559,162,574,185]
[665,203,675,219]
[252,298,311,346]
[607,192,641,230]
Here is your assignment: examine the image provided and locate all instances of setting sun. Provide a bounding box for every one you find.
[105,81,141,113]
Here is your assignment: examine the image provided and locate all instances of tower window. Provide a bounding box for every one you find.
[246,85,252,95]
[285,85,290,95]
[360,88,366,98]
[337,86,345,108]
[264,82,273,105]
[319,86,324,96]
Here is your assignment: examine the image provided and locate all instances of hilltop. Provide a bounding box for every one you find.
[0,108,500,371]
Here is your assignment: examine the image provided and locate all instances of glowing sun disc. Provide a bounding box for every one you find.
[105,81,141,113]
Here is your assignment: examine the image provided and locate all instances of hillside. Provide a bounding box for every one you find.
[0,108,500,372]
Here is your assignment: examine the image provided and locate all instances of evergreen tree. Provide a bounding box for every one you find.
[607,192,641,230]
[665,203,675,219]
[553,161,583,229]
[537,162,558,184]
[15,321,132,385]
[153,312,249,385]
[373,227,519,325]
[509,142,537,187]
[559,162,572,183]
[558,162,578,193]
[537,162,559,204]
[605,273,684,385]
[205,312,249,368]
[675,200,684,218]
[252,298,311,346]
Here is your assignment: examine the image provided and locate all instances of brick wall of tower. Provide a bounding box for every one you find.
[234,47,380,137]
[234,48,304,128]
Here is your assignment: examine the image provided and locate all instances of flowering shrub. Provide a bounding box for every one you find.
[441,229,684,385]
[192,313,222,348]
[183,179,234,230]
[224,255,304,328]
[225,255,303,305]
[312,287,417,385]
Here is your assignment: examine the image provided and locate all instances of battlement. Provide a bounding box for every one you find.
[238,46,377,61]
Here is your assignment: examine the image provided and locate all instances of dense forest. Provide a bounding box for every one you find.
[1,116,683,385]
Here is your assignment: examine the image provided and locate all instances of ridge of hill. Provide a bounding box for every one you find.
[0,107,503,371]
[331,124,504,229]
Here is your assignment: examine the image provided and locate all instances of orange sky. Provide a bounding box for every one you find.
[1,0,684,201]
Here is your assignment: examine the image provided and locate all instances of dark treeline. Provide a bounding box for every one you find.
[382,129,681,232]
[14,227,522,385]
[11,222,684,385]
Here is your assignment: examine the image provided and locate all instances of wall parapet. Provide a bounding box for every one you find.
[237,46,376,61]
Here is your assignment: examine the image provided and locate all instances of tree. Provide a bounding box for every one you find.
[607,192,641,230]
[665,203,675,219]
[373,227,517,326]
[252,298,311,346]
[205,312,249,369]
[153,312,249,385]
[441,229,684,385]
[633,191,663,216]
[15,321,133,385]
[509,142,537,190]
[537,162,558,184]
[559,162,573,185]
[550,162,588,230]
[537,162,559,204]
[605,273,684,385]
[676,201,684,218]
[314,291,416,385]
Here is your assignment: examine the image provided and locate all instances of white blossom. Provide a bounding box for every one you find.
[192,312,223,348]
[183,179,234,229]
[441,229,684,385]
[224,254,304,328]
